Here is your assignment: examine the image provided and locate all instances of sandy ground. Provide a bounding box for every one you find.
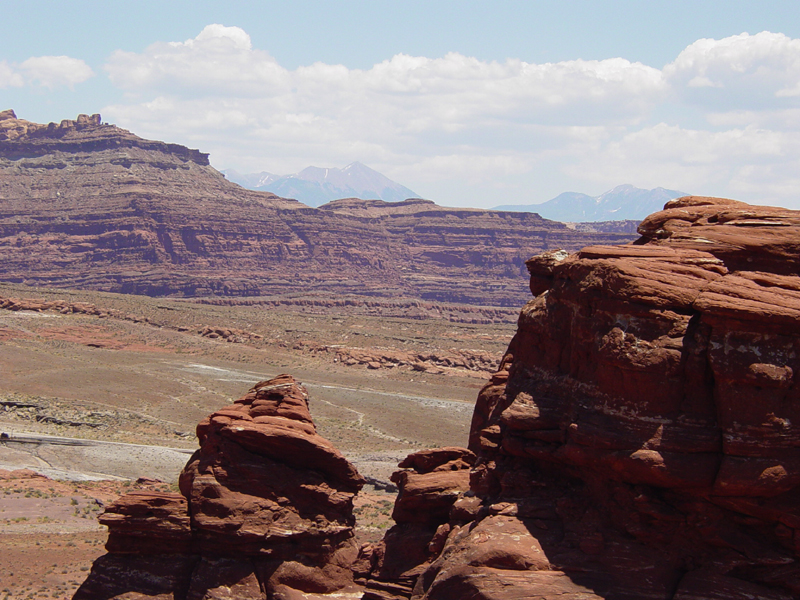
[0,284,514,598]
[0,434,193,482]
[0,470,175,599]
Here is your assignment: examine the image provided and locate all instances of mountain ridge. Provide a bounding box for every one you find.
[223,161,419,207]
[0,110,639,307]
[495,183,688,222]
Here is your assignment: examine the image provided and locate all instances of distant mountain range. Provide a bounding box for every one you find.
[495,184,688,222]
[223,162,419,207]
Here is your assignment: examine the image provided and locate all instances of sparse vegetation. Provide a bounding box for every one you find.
[0,281,512,595]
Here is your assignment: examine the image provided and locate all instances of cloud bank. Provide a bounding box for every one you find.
[2,56,94,89]
[101,26,800,208]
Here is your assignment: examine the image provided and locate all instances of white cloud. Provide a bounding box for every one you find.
[0,60,24,88]
[100,26,800,209]
[20,55,94,89]
[562,123,800,200]
[664,32,800,110]
[0,55,93,90]
[106,24,288,95]
[105,25,664,126]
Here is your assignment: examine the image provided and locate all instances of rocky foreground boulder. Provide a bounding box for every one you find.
[74,374,365,599]
[397,196,800,599]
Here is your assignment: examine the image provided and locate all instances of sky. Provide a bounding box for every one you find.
[3,1,800,209]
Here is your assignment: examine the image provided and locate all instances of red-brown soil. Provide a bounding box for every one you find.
[0,470,173,600]
[0,282,506,598]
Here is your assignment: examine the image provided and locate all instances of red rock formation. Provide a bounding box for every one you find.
[74,375,365,599]
[382,197,800,599]
[70,196,800,597]
[0,110,636,307]
[100,491,192,554]
[357,448,474,600]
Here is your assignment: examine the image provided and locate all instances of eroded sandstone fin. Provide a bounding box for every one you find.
[75,374,365,599]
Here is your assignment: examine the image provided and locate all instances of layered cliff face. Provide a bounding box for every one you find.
[74,375,365,600]
[74,196,800,599]
[405,197,800,599]
[0,110,636,307]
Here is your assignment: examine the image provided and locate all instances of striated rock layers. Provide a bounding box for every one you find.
[373,197,800,599]
[0,109,636,307]
[74,374,365,600]
[73,196,800,598]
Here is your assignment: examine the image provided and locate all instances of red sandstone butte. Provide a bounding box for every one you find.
[375,197,800,599]
[74,374,365,600]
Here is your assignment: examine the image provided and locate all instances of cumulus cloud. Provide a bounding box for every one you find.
[0,55,93,90]
[106,24,288,95]
[0,60,24,88]
[101,26,800,208]
[20,55,94,89]
[106,27,664,126]
[664,32,800,111]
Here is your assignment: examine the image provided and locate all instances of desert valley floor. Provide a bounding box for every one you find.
[0,283,515,599]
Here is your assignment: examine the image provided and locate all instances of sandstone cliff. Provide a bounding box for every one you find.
[396,196,800,599]
[74,375,365,599]
[74,196,800,599]
[0,110,635,307]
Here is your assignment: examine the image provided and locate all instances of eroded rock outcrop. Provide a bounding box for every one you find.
[74,196,800,598]
[357,448,474,600]
[75,374,365,600]
[400,197,800,599]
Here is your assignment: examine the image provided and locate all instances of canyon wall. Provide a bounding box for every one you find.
[391,196,800,599]
[75,196,800,599]
[0,110,635,307]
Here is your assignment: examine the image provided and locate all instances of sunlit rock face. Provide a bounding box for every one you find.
[74,196,800,599]
[74,374,365,600]
[0,110,637,306]
[411,197,800,599]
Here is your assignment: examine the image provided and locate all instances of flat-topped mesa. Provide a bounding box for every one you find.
[75,375,365,600]
[0,110,638,305]
[320,197,443,217]
[0,109,209,164]
[405,197,800,599]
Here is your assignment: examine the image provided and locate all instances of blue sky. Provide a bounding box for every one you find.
[3,1,800,208]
